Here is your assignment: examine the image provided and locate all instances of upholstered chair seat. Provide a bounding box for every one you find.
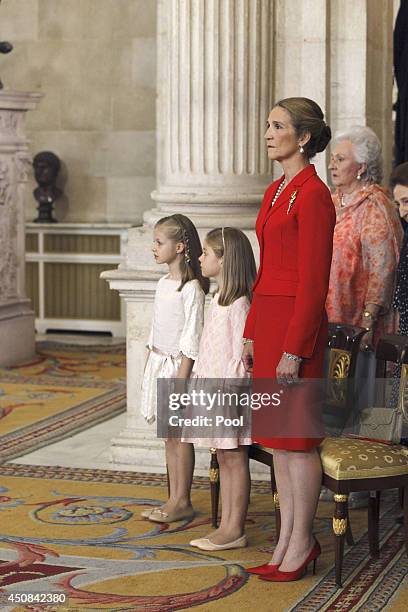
[319,437,408,480]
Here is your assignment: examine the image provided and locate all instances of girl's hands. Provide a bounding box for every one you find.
[176,355,194,378]
[242,342,254,374]
[276,353,301,385]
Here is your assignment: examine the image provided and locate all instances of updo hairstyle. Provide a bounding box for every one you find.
[275,97,331,158]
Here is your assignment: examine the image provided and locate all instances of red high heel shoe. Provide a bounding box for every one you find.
[259,538,321,583]
[246,562,280,576]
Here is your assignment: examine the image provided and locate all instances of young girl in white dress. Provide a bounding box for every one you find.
[141,214,209,523]
[188,227,256,551]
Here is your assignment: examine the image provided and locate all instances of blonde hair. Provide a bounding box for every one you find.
[205,227,256,306]
[155,214,210,294]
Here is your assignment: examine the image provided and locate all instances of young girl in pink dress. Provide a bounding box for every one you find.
[141,214,209,523]
[188,227,256,551]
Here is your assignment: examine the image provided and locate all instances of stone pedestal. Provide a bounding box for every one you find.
[0,91,42,366]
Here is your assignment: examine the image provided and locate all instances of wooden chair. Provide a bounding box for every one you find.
[208,323,366,531]
[320,334,408,586]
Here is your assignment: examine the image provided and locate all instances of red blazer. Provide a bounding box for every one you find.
[244,164,336,358]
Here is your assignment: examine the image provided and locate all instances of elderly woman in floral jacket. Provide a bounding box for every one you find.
[327,126,403,350]
[326,127,403,507]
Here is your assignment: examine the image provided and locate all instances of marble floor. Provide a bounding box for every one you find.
[9,412,132,471]
[8,333,142,472]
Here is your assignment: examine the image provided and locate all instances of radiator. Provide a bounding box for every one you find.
[25,223,130,336]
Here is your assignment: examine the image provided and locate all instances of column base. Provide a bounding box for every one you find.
[0,299,35,366]
[145,188,266,229]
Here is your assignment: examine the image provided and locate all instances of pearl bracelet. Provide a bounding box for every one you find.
[283,351,302,362]
[242,338,254,345]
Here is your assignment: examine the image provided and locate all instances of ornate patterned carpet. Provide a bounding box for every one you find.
[0,343,126,464]
[0,464,407,611]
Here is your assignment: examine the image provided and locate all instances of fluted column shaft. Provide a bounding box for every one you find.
[146,0,274,228]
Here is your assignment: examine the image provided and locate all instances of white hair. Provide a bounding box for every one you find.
[333,126,383,184]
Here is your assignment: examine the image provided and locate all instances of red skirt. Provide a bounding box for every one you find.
[252,294,326,451]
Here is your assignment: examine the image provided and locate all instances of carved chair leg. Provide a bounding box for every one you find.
[333,493,349,588]
[345,518,355,546]
[210,449,220,528]
[270,465,281,543]
[368,491,380,557]
[404,486,408,556]
[343,498,354,545]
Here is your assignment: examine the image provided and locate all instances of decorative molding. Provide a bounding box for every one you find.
[329,350,351,379]
[0,157,17,298]
[14,151,32,183]
[209,468,219,483]
[0,110,18,134]
[0,157,12,206]
[333,517,347,536]
[0,91,41,364]
[334,494,349,503]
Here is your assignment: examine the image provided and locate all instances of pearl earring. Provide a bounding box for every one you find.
[299,145,304,154]
[357,173,361,180]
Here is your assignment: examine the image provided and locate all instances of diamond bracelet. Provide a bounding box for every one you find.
[283,351,302,362]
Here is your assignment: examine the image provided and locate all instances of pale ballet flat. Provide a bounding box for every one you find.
[148,507,195,523]
[195,535,247,551]
[140,508,158,519]
[189,537,209,547]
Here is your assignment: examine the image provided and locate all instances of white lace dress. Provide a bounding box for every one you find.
[184,293,252,448]
[141,275,205,423]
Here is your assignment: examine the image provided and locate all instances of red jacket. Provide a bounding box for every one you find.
[244,164,336,358]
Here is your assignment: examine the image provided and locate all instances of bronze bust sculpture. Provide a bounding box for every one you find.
[0,42,12,90]
[33,151,62,223]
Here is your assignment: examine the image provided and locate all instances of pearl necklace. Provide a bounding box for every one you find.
[271,179,286,208]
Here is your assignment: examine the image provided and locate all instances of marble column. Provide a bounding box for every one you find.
[329,0,394,178]
[273,0,330,180]
[145,0,274,229]
[0,91,42,367]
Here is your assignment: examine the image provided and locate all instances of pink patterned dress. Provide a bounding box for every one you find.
[184,293,251,449]
[326,184,403,340]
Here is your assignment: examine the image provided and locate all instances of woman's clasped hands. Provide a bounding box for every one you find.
[276,353,301,386]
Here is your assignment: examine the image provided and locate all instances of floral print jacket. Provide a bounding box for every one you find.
[326,184,403,341]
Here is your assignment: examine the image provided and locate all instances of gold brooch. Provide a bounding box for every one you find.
[287,191,298,214]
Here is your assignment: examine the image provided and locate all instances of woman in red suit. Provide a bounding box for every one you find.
[244,98,335,582]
